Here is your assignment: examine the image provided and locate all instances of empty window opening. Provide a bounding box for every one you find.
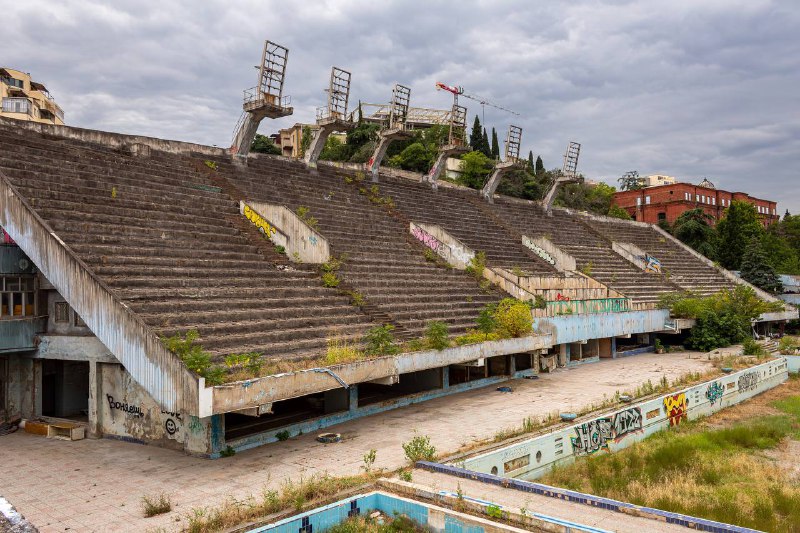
[41,360,89,420]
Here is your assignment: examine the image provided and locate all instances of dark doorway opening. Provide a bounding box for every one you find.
[41,360,89,420]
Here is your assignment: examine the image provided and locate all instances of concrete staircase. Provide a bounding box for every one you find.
[485,198,682,305]
[588,219,736,297]
[0,125,375,367]
[225,157,502,337]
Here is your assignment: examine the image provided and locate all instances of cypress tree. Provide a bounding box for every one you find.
[481,128,491,158]
[469,116,482,151]
[535,156,544,175]
[491,128,500,160]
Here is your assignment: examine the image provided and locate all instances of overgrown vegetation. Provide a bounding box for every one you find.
[358,184,396,209]
[320,256,344,288]
[402,433,436,464]
[465,251,487,280]
[452,298,533,346]
[295,205,319,229]
[539,403,800,532]
[203,160,218,171]
[424,321,449,350]
[224,352,265,379]
[161,330,226,385]
[327,514,428,533]
[364,325,399,356]
[141,493,172,517]
[779,336,800,354]
[325,336,364,364]
[184,473,376,533]
[659,286,783,352]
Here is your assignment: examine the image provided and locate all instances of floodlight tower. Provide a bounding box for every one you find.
[422,82,469,189]
[230,40,293,159]
[480,125,525,202]
[542,141,583,213]
[367,83,413,182]
[304,67,355,167]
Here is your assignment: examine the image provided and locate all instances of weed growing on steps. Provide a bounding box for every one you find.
[362,449,377,473]
[364,324,399,356]
[325,337,364,364]
[398,469,413,482]
[274,244,286,255]
[579,261,593,276]
[423,248,438,262]
[320,256,344,288]
[295,205,319,229]
[424,321,450,350]
[344,290,366,307]
[160,330,226,386]
[465,251,487,280]
[322,271,341,288]
[141,493,172,517]
[203,160,218,171]
[224,352,265,375]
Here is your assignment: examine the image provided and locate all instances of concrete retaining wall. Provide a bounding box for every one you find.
[241,201,330,264]
[409,222,474,269]
[457,358,788,480]
[533,309,673,345]
[521,236,576,272]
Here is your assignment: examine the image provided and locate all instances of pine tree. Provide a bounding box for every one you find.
[491,128,500,160]
[469,116,482,151]
[528,151,534,170]
[481,128,491,158]
[535,156,544,176]
[740,238,783,293]
[716,201,765,270]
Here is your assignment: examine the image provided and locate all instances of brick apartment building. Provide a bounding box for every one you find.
[613,179,779,227]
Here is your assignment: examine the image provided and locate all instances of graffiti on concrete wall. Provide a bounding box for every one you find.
[522,237,556,266]
[242,204,277,239]
[571,407,643,456]
[571,417,612,455]
[612,407,643,439]
[738,371,759,393]
[664,392,687,426]
[556,293,571,302]
[705,382,724,406]
[411,226,442,253]
[1,226,15,245]
[644,254,661,273]
[106,394,144,418]
[160,409,183,436]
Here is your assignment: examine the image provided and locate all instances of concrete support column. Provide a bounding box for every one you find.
[559,344,569,367]
[508,354,516,375]
[304,125,334,167]
[442,366,450,389]
[368,137,393,182]
[480,161,517,202]
[87,360,102,438]
[349,385,358,412]
[611,337,617,359]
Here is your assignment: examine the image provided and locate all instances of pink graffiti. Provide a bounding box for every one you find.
[2,228,14,245]
[412,227,442,252]
[556,293,571,302]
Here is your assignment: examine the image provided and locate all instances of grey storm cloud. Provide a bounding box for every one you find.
[3,0,799,212]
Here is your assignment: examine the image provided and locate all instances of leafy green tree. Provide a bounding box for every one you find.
[458,151,493,189]
[762,230,800,275]
[469,115,483,151]
[534,156,544,176]
[250,133,281,155]
[319,135,349,161]
[740,238,783,293]
[608,204,633,220]
[389,142,431,173]
[617,170,642,191]
[673,208,717,259]
[716,201,765,270]
[490,128,500,160]
[300,126,314,157]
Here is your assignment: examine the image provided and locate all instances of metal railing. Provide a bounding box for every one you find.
[1,97,32,116]
[243,87,291,107]
[533,297,632,317]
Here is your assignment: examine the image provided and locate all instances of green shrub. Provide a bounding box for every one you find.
[363,325,399,356]
[322,271,341,288]
[494,298,533,338]
[465,251,487,280]
[425,321,450,350]
[402,434,436,464]
[276,430,290,441]
[532,294,547,309]
[274,245,286,255]
[295,205,319,229]
[141,493,172,517]
[779,336,799,354]
[486,504,503,519]
[161,329,226,385]
[398,470,413,482]
[742,338,765,356]
[423,248,438,262]
[220,445,236,457]
[346,290,366,307]
[477,302,498,333]
[454,330,501,346]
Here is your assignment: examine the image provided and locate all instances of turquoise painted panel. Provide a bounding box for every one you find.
[445,515,484,533]
[534,309,671,345]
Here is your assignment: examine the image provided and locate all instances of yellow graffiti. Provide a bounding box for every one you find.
[663,392,687,426]
[243,204,277,239]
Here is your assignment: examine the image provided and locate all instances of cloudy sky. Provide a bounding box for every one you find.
[5,0,799,212]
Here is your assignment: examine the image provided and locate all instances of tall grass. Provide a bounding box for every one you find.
[540,417,800,531]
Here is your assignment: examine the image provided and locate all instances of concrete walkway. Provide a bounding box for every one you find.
[0,352,715,532]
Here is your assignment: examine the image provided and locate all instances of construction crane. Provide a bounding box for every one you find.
[435,81,519,123]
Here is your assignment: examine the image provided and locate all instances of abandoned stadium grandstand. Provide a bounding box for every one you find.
[1,116,796,456]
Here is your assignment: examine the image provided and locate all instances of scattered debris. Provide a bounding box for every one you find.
[316,432,341,443]
[560,413,577,422]
[496,386,513,393]
[0,418,20,436]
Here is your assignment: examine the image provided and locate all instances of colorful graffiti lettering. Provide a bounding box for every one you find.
[705,382,724,406]
[106,394,144,418]
[2,227,15,245]
[663,392,687,426]
[522,237,556,266]
[309,235,318,246]
[571,417,613,455]
[188,416,203,434]
[571,407,643,455]
[411,226,442,252]
[242,204,277,239]
[645,254,661,274]
[556,293,571,302]
[738,371,759,393]
[612,407,642,439]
